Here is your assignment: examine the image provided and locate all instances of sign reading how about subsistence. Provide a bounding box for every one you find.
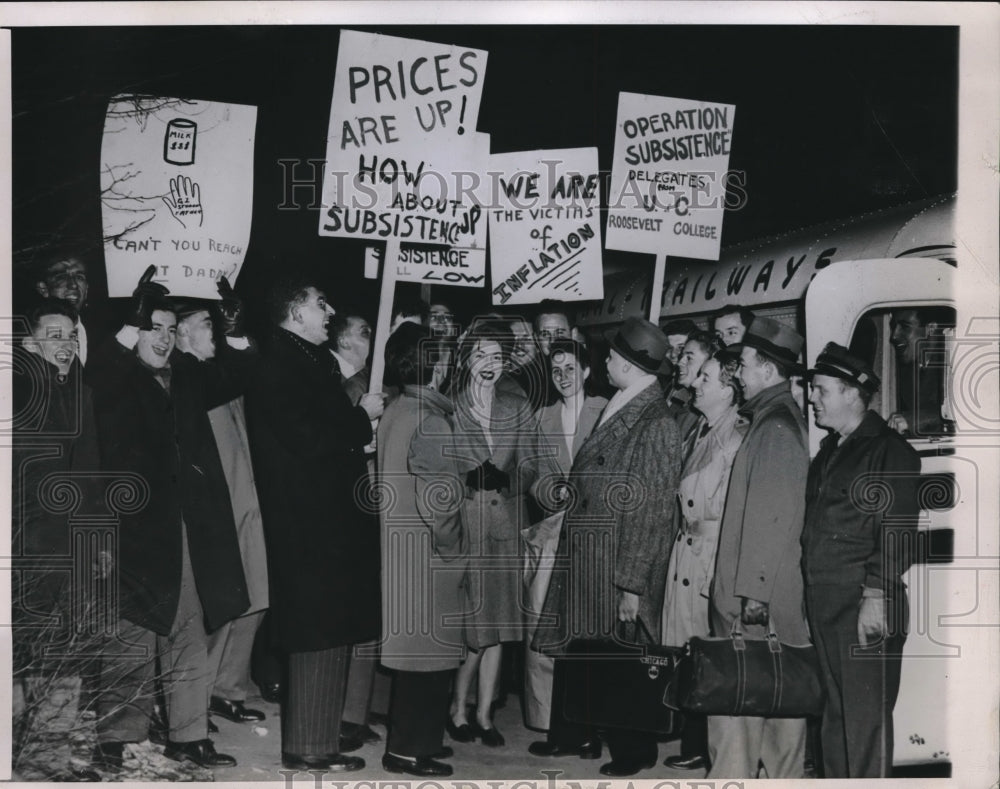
[371,133,491,288]
[100,95,257,298]
[320,30,488,248]
[488,148,603,305]
[606,92,735,260]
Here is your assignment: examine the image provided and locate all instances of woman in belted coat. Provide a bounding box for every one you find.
[661,351,744,770]
[447,319,537,747]
[522,339,607,733]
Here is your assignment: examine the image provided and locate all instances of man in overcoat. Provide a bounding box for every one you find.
[707,317,810,779]
[86,271,250,771]
[173,297,269,729]
[803,343,920,777]
[246,276,384,772]
[536,317,681,777]
[328,308,384,750]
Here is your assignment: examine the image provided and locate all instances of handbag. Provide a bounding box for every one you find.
[557,617,684,735]
[665,617,824,717]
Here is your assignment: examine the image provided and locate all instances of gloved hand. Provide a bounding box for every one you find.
[465,460,511,492]
[740,596,769,626]
[215,275,244,337]
[125,265,170,330]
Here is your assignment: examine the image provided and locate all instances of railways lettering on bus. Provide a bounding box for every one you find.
[581,193,964,774]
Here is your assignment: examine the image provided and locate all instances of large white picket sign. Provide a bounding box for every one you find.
[487,148,603,306]
[100,96,257,298]
[606,92,735,261]
[320,30,488,247]
[368,133,491,288]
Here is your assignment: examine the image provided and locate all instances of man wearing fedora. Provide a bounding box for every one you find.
[707,316,811,779]
[535,317,681,777]
[802,343,920,778]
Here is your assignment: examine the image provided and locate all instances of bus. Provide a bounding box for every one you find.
[580,193,967,774]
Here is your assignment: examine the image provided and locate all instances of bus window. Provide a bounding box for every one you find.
[849,306,956,437]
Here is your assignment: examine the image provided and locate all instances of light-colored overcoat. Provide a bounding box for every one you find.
[451,386,538,649]
[207,396,269,614]
[662,403,742,646]
[535,382,681,651]
[377,386,468,672]
[522,394,607,729]
[710,382,810,644]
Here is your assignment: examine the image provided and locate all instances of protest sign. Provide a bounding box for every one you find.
[487,148,603,306]
[366,132,491,288]
[606,92,735,261]
[319,30,488,247]
[100,95,257,298]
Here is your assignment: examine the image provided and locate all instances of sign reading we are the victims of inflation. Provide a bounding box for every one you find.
[606,92,736,261]
[320,30,489,248]
[100,95,257,298]
[488,148,603,305]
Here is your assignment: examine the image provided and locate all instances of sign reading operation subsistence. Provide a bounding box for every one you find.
[606,92,735,261]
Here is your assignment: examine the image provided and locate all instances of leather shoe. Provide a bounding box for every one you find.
[92,742,125,772]
[209,696,265,723]
[432,746,454,759]
[382,753,454,777]
[445,719,475,743]
[281,753,364,772]
[529,739,602,759]
[208,717,219,734]
[339,723,379,753]
[325,754,365,772]
[599,756,657,777]
[259,681,282,704]
[472,723,505,747]
[663,753,707,770]
[163,739,237,768]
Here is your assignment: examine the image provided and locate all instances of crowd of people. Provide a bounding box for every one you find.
[12,248,931,780]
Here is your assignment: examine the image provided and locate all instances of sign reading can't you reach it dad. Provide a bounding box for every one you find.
[320,30,488,247]
[488,148,603,306]
[101,95,257,298]
[606,92,735,260]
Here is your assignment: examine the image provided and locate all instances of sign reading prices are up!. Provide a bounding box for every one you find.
[319,30,489,249]
[606,92,736,261]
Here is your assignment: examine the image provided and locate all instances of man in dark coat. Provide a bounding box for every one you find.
[246,277,385,772]
[12,300,103,780]
[708,317,810,779]
[86,270,251,771]
[328,307,384,750]
[536,317,681,777]
[803,343,920,778]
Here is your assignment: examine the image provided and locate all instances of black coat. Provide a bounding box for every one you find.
[86,336,251,635]
[246,328,381,653]
[13,353,102,671]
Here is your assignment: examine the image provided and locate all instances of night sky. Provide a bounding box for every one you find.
[11,23,958,322]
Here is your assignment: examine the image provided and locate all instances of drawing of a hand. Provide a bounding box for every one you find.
[162,175,204,229]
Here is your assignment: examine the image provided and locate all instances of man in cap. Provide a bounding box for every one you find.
[802,343,920,778]
[707,316,810,779]
[535,317,681,777]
